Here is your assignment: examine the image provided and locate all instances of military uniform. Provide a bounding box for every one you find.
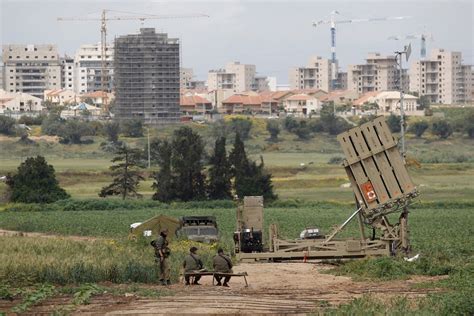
[183,253,204,285]
[213,253,233,286]
[152,234,171,285]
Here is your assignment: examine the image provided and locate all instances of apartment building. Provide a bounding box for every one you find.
[114,28,181,125]
[348,53,408,94]
[73,43,113,94]
[180,67,194,90]
[2,44,61,99]
[61,56,74,90]
[409,49,472,104]
[289,56,331,92]
[207,62,268,92]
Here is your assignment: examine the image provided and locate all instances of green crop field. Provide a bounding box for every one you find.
[1,114,473,314]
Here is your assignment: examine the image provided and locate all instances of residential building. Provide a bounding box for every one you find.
[2,44,61,99]
[409,49,472,104]
[180,95,212,115]
[221,93,276,114]
[79,90,114,106]
[348,53,408,94]
[60,102,102,119]
[319,90,360,106]
[61,56,74,89]
[337,72,348,90]
[353,91,421,116]
[44,89,78,106]
[207,62,268,92]
[180,67,194,90]
[289,56,331,92]
[73,43,113,94]
[0,89,44,113]
[114,28,180,124]
[284,93,321,116]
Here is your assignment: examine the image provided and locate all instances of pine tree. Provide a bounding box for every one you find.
[207,137,232,200]
[229,133,248,176]
[99,145,144,200]
[7,156,70,203]
[170,127,206,201]
[151,140,175,202]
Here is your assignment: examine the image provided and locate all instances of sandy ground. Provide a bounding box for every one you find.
[0,230,445,315]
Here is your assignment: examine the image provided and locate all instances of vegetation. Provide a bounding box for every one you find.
[386,114,401,133]
[207,137,232,200]
[121,119,144,138]
[229,117,253,140]
[408,120,429,138]
[432,120,453,139]
[266,120,281,142]
[103,121,121,143]
[6,156,70,203]
[0,115,17,135]
[99,146,144,200]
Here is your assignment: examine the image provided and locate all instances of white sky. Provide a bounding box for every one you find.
[1,0,473,84]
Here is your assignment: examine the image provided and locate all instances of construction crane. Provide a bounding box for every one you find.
[388,33,433,59]
[312,11,411,91]
[58,9,209,115]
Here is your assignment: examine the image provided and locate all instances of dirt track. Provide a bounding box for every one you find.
[40,263,441,315]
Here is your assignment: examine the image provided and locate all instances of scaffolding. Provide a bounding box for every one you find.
[114,28,181,125]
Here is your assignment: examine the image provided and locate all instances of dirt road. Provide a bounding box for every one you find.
[69,263,442,315]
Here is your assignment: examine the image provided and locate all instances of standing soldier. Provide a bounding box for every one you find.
[183,246,204,285]
[152,228,171,285]
[213,248,233,287]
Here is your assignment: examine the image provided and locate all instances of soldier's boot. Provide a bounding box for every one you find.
[215,282,222,286]
[223,283,229,287]
[193,281,201,285]
[159,279,166,286]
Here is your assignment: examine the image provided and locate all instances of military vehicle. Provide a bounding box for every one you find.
[235,116,419,261]
[299,227,324,240]
[177,216,219,243]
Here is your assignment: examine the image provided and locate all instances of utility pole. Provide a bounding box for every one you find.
[147,127,151,169]
[395,43,411,158]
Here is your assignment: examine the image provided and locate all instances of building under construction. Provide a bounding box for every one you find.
[113,28,180,125]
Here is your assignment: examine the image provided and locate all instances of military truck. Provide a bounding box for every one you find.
[177,216,219,243]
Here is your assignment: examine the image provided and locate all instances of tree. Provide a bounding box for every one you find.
[431,120,453,139]
[283,116,299,132]
[293,120,312,140]
[386,114,401,133]
[0,115,16,136]
[121,119,144,137]
[266,120,280,142]
[99,145,144,199]
[41,113,64,136]
[58,120,92,144]
[7,156,69,203]
[207,137,232,200]
[418,95,430,110]
[151,140,175,202]
[229,134,276,202]
[465,111,474,138]
[170,127,206,201]
[320,105,351,135]
[103,121,120,143]
[409,121,429,138]
[229,117,253,140]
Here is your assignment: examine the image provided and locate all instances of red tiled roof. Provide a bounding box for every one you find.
[286,94,313,101]
[180,95,211,106]
[222,94,276,105]
[81,91,109,98]
[353,91,380,106]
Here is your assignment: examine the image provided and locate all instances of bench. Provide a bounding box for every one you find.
[183,271,249,287]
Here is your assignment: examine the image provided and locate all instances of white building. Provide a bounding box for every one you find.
[2,44,62,99]
[284,93,322,116]
[44,89,78,106]
[289,56,331,92]
[0,89,44,113]
[348,53,408,94]
[354,91,421,116]
[409,49,473,104]
[207,61,269,92]
[73,43,113,94]
[61,56,74,90]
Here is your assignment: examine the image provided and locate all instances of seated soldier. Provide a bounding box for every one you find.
[183,246,204,285]
[213,248,233,287]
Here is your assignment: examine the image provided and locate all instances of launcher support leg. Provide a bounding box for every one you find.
[399,208,410,254]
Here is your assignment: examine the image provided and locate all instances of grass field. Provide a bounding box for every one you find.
[0,115,473,314]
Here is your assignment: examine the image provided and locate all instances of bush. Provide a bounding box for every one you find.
[0,115,16,136]
[308,119,324,133]
[408,121,429,138]
[58,120,93,144]
[283,116,299,132]
[432,120,453,139]
[121,119,144,138]
[18,115,45,126]
[386,114,401,133]
[41,113,64,136]
[229,117,253,140]
[266,120,280,142]
[328,156,344,164]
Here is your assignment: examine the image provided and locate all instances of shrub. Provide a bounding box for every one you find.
[18,115,45,126]
[266,120,280,142]
[121,119,144,138]
[408,121,429,138]
[386,114,401,133]
[431,120,453,139]
[229,117,253,140]
[0,115,16,136]
[41,113,64,136]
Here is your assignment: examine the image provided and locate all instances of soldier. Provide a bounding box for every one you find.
[213,248,233,287]
[152,228,171,285]
[183,246,204,285]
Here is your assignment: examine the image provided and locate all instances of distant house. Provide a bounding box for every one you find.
[44,89,78,106]
[318,90,360,106]
[79,91,114,106]
[221,93,277,114]
[284,93,322,116]
[0,90,44,113]
[353,91,421,115]
[60,102,102,119]
[180,95,213,115]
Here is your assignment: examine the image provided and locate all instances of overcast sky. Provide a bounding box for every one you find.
[1,0,472,84]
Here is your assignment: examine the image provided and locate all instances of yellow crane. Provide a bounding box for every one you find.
[58,9,209,114]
